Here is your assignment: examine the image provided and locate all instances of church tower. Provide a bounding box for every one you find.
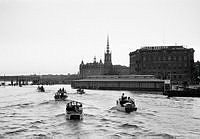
[104,35,112,65]
[104,35,113,75]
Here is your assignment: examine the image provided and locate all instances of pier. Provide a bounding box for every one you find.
[71,75,166,92]
[0,75,40,86]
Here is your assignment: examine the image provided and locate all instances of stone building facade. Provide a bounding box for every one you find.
[129,46,194,84]
[79,36,129,78]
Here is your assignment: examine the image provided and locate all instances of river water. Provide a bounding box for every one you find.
[0,85,200,138]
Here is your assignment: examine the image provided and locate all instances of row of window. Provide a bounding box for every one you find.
[142,55,188,61]
[142,63,188,69]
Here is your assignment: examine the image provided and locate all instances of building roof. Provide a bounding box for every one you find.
[129,45,194,55]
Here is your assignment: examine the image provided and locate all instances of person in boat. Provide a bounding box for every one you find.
[128,97,135,106]
[58,88,61,93]
[62,88,65,92]
[41,86,44,91]
[61,92,64,98]
[121,93,125,100]
[120,93,128,106]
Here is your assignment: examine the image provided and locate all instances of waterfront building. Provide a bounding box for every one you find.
[129,46,194,84]
[79,36,129,78]
[193,61,200,84]
[71,75,166,92]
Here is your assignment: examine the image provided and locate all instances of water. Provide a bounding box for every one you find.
[0,85,200,138]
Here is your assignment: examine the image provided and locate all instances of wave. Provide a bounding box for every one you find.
[29,125,39,129]
[100,117,110,122]
[55,113,65,117]
[109,106,116,110]
[83,113,96,118]
[112,132,136,138]
[84,106,99,110]
[39,101,51,105]
[192,117,200,120]
[0,102,34,109]
[137,112,156,117]
[32,133,48,138]
[38,100,66,105]
[99,117,121,125]
[30,120,45,124]
[119,123,140,129]
[148,133,175,138]
[4,128,28,135]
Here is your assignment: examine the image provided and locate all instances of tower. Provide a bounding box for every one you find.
[104,35,113,75]
[104,35,112,65]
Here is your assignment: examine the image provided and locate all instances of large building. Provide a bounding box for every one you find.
[79,36,129,78]
[129,46,194,84]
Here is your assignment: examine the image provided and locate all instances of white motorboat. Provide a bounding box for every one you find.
[66,101,83,120]
[116,97,137,113]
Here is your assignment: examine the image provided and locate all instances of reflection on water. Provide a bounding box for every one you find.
[0,85,200,138]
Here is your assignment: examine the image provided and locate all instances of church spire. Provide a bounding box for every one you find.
[106,34,110,53]
[104,35,112,65]
[107,34,109,47]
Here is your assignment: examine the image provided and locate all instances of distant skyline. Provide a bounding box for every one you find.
[0,0,200,75]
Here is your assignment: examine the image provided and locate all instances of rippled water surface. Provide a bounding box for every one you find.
[0,85,200,138]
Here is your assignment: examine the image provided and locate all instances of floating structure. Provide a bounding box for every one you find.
[37,86,45,92]
[116,96,137,113]
[163,86,200,97]
[77,88,85,94]
[71,75,166,92]
[54,89,68,101]
[66,101,83,120]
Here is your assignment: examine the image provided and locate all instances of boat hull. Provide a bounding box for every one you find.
[54,95,68,101]
[66,113,83,120]
[116,103,137,113]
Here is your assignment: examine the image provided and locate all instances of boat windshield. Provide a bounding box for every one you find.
[67,101,82,107]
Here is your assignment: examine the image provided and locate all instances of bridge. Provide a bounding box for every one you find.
[0,75,40,86]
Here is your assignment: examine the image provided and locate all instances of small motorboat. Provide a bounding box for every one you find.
[77,88,85,94]
[116,96,137,113]
[37,86,45,92]
[66,101,83,120]
[54,88,68,101]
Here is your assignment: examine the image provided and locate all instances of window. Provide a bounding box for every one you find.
[174,75,176,79]
[174,56,176,61]
[184,63,187,67]
[168,56,171,61]
[184,56,187,61]
[163,56,166,61]
[179,56,182,61]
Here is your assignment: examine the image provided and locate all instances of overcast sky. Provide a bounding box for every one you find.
[0,0,200,75]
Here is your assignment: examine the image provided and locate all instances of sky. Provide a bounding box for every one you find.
[0,0,200,75]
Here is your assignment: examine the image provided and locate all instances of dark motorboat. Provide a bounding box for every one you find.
[66,101,83,120]
[37,86,45,92]
[54,88,68,100]
[77,88,85,94]
[163,86,200,97]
